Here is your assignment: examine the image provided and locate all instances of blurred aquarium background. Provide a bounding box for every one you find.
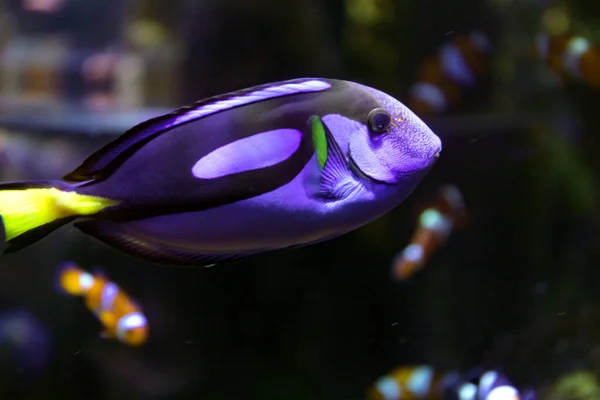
[0,0,599,399]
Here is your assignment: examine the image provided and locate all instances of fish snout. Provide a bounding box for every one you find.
[431,145,442,162]
[425,132,442,165]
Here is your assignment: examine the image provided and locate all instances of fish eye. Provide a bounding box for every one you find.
[367,108,392,134]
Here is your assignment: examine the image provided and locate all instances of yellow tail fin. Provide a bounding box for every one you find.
[0,181,119,248]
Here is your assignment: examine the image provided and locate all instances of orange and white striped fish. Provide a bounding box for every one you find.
[392,184,467,281]
[367,366,535,400]
[56,262,148,346]
[408,31,492,116]
[366,365,460,400]
[534,33,600,88]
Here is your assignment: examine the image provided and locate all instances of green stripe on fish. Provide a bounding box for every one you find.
[310,115,328,169]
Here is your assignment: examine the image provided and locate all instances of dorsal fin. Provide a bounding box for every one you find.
[63,78,333,182]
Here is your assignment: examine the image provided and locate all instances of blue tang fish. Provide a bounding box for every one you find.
[0,78,441,266]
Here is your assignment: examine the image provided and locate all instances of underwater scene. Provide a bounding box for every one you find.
[0,0,599,399]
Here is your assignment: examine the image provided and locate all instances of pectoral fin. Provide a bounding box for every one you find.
[309,115,357,199]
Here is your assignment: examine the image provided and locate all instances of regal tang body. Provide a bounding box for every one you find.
[0,78,442,266]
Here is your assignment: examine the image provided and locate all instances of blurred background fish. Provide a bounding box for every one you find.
[407,31,492,116]
[366,365,460,400]
[392,184,467,281]
[0,308,50,376]
[367,366,535,400]
[461,369,537,400]
[533,33,600,88]
[56,262,148,346]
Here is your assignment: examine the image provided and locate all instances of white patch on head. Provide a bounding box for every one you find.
[407,366,434,397]
[323,113,402,184]
[485,385,519,400]
[375,376,402,400]
[191,129,303,179]
[419,208,452,237]
[563,36,589,78]
[402,243,423,263]
[458,383,478,400]
[116,312,147,341]
[79,273,94,290]
[440,44,476,86]
[172,79,332,126]
[409,82,447,112]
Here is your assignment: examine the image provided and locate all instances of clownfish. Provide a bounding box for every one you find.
[458,369,536,400]
[56,262,148,346]
[0,78,441,267]
[367,365,461,400]
[534,33,600,88]
[392,184,467,281]
[367,366,536,400]
[408,32,492,115]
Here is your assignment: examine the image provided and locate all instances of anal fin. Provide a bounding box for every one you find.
[74,220,250,267]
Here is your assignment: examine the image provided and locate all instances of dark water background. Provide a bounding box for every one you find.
[0,0,599,398]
